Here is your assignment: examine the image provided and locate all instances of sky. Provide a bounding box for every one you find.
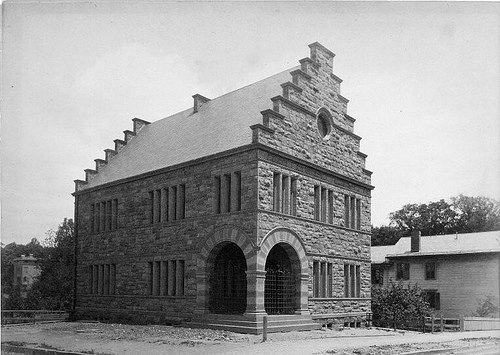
[2,1,499,245]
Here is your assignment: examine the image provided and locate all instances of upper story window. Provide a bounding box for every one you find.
[91,199,118,233]
[425,262,436,280]
[344,195,361,230]
[396,262,410,280]
[214,171,241,214]
[314,185,334,223]
[316,108,333,140]
[149,184,186,224]
[273,172,297,215]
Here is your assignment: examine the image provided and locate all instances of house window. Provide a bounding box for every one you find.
[314,185,334,223]
[313,260,333,298]
[344,195,361,230]
[371,267,383,285]
[89,264,116,295]
[316,110,332,139]
[149,184,186,223]
[425,262,436,280]
[272,172,297,215]
[424,290,440,310]
[344,264,361,298]
[92,199,119,233]
[214,171,241,214]
[396,262,410,280]
[148,259,185,296]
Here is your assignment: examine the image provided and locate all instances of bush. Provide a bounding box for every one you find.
[372,281,431,330]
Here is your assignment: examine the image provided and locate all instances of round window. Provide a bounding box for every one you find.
[317,113,331,139]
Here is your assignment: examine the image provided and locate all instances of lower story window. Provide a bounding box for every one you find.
[313,260,333,298]
[89,264,116,295]
[148,259,185,296]
[344,264,360,298]
[424,290,440,310]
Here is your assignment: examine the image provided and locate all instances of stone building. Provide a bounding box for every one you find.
[73,42,373,333]
[12,254,41,297]
[371,231,500,318]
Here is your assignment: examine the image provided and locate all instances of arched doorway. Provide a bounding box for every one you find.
[209,242,247,314]
[264,243,299,315]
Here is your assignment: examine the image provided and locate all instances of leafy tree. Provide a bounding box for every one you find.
[29,218,75,310]
[371,225,407,246]
[452,195,500,233]
[372,281,430,330]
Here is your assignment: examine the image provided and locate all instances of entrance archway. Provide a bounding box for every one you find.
[264,243,299,315]
[209,242,247,314]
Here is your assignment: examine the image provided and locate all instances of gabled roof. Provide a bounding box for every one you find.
[371,230,500,263]
[83,67,298,189]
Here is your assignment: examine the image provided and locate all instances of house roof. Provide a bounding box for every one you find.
[82,67,298,189]
[371,230,500,263]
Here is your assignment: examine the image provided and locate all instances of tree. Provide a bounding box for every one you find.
[29,218,75,310]
[372,281,430,330]
[371,225,407,246]
[451,195,500,233]
[475,295,499,317]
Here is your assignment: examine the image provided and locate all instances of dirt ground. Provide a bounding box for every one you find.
[1,321,500,355]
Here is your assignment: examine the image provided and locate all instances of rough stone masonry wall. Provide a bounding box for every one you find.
[257,159,371,316]
[74,149,259,322]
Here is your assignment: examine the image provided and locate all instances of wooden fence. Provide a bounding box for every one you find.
[462,316,500,331]
[1,310,68,325]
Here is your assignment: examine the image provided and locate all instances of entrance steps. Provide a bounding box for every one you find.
[185,314,321,334]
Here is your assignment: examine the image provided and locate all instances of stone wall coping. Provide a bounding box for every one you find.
[330,73,343,83]
[84,168,97,174]
[260,109,285,120]
[357,151,367,159]
[192,93,211,102]
[270,95,362,141]
[280,81,303,93]
[94,158,107,164]
[299,57,320,69]
[290,69,312,81]
[362,168,373,176]
[338,94,349,104]
[74,142,373,196]
[309,41,336,58]
[131,117,151,125]
[250,123,275,134]
[344,113,356,122]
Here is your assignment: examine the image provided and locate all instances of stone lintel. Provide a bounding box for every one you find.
[330,73,343,83]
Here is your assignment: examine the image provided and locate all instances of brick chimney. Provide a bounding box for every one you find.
[411,230,421,252]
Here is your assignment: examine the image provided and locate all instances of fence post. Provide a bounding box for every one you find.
[431,315,435,333]
[440,315,444,332]
[262,315,268,342]
[459,315,464,332]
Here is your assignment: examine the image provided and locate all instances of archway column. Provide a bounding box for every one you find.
[295,272,310,315]
[244,269,267,317]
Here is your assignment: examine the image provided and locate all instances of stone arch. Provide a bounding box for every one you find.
[258,227,308,271]
[195,225,255,314]
[258,228,310,315]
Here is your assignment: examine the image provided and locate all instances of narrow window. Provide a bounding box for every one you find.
[177,184,185,220]
[106,200,112,231]
[100,202,106,232]
[88,265,93,293]
[231,171,242,212]
[149,191,154,224]
[320,262,326,298]
[90,204,95,233]
[225,174,232,213]
[291,177,297,216]
[99,264,104,295]
[321,187,327,222]
[313,261,320,298]
[425,262,436,280]
[94,203,100,233]
[273,172,281,212]
[160,261,167,296]
[170,186,177,220]
[350,196,356,229]
[110,264,116,295]
[92,265,98,294]
[344,195,350,228]
[112,199,118,230]
[104,264,110,295]
[396,263,410,280]
[355,265,361,297]
[148,262,154,295]
[327,263,333,297]
[356,199,361,230]
[214,176,221,214]
[328,190,334,224]
[154,261,161,296]
[344,264,350,298]
[168,260,176,296]
[155,190,162,223]
[281,175,290,214]
[314,186,321,221]
[161,188,168,222]
[349,264,355,298]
